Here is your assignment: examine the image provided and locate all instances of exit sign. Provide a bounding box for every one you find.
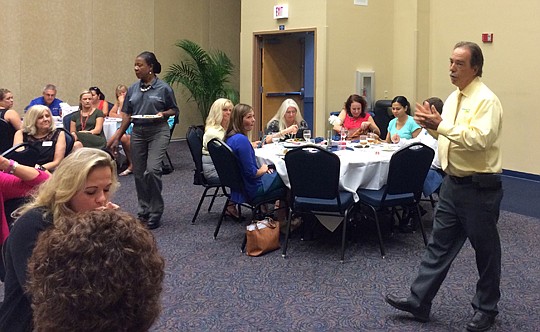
[274,5,289,19]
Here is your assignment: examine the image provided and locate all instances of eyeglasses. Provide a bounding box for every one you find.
[285,110,297,114]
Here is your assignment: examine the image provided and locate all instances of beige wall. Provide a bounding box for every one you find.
[0,0,241,138]
[4,1,538,174]
[427,1,540,174]
[241,0,539,175]
[240,0,328,131]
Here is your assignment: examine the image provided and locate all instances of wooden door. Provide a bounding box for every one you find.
[260,34,304,133]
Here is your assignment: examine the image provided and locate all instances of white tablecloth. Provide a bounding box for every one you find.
[255,143,395,201]
[55,117,121,141]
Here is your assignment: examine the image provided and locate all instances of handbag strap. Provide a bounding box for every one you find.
[256,218,277,230]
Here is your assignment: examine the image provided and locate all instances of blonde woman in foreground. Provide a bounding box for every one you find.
[0,148,119,332]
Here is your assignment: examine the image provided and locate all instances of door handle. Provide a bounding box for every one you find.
[266,89,304,98]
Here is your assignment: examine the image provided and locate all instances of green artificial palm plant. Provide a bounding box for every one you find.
[164,39,239,123]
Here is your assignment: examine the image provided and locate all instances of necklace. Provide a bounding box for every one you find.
[140,83,152,92]
[80,109,93,131]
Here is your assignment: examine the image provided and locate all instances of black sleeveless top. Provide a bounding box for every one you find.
[23,129,62,165]
[0,109,17,152]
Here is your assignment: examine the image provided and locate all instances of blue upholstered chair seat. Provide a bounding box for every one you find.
[356,187,414,207]
[295,191,355,214]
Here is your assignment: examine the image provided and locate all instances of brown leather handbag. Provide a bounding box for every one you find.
[245,218,280,257]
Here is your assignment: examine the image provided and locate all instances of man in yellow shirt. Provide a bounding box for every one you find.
[385,41,503,332]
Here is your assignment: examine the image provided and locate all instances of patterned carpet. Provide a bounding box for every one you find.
[2,140,539,331]
[146,141,540,331]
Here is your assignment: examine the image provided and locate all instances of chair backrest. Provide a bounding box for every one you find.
[285,145,341,200]
[0,118,16,154]
[385,142,435,199]
[185,125,205,185]
[372,100,394,140]
[62,112,74,131]
[207,138,245,194]
[2,142,41,167]
[58,128,74,156]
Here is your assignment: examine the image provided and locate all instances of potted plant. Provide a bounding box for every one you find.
[164,39,239,123]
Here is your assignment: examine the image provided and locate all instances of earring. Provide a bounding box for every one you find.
[149,71,152,75]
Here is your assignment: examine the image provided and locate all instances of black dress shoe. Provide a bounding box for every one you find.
[466,311,495,332]
[385,294,430,322]
[147,219,161,230]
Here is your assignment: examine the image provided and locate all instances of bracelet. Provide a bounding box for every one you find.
[2,159,15,173]
[3,159,18,174]
[10,161,19,174]
[35,164,47,171]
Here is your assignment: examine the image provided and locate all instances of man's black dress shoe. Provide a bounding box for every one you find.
[147,219,161,230]
[385,294,430,322]
[466,311,495,332]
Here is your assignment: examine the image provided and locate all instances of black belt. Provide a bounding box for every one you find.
[132,119,167,126]
[448,175,473,184]
[449,173,502,189]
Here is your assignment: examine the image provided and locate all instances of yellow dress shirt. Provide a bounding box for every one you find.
[435,77,503,177]
[202,126,226,155]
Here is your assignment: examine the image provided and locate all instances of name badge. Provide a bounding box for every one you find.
[42,141,53,147]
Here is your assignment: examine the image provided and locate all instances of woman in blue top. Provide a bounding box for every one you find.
[386,95,421,143]
[225,104,284,204]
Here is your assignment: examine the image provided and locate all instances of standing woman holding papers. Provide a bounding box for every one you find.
[108,51,179,230]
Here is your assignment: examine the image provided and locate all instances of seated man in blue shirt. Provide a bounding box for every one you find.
[25,84,63,116]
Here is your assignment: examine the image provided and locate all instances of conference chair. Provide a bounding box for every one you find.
[185,125,225,224]
[207,138,286,248]
[57,128,75,157]
[0,118,16,154]
[356,142,434,258]
[372,100,394,140]
[283,145,355,263]
[62,112,74,131]
[2,142,40,167]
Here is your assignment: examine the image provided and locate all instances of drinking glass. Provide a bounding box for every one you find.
[359,135,368,148]
[303,129,311,143]
[326,130,333,150]
[367,133,376,145]
[271,132,280,146]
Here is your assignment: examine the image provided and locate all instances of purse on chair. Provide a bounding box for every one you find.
[245,218,280,257]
